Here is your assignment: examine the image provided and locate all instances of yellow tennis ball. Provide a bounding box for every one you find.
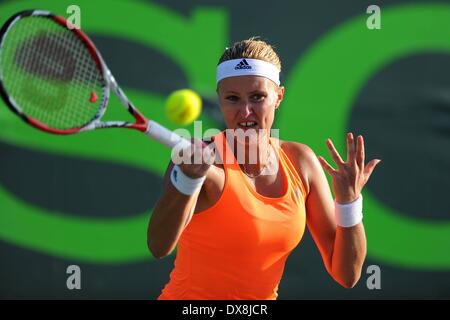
[165,89,202,125]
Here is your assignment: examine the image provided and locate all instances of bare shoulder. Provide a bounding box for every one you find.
[274,138,322,195]
[278,140,315,160]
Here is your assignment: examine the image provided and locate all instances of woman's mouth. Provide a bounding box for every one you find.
[237,121,258,129]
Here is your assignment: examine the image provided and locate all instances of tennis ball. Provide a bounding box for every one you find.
[165,89,202,125]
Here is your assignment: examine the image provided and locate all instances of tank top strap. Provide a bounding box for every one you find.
[270,138,308,200]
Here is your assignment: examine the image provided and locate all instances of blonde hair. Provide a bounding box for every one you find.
[217,36,282,72]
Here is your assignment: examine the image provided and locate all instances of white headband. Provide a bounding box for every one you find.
[216,58,280,86]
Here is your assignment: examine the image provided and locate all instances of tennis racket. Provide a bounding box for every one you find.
[0,9,190,149]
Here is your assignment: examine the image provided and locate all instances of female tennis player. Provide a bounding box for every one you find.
[147,37,381,300]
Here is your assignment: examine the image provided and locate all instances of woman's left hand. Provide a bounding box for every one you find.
[317,132,381,204]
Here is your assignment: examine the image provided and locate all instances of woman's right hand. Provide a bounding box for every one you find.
[176,138,215,179]
[148,138,216,258]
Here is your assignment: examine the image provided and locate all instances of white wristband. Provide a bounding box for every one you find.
[335,195,363,228]
[170,165,206,196]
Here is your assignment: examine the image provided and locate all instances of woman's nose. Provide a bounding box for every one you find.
[240,101,253,117]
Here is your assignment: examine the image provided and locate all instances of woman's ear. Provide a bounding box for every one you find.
[275,86,285,110]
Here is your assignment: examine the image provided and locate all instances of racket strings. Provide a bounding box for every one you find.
[0,16,105,129]
[5,19,66,124]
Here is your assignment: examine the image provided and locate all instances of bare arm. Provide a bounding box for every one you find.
[293,133,380,288]
[306,166,367,288]
[147,140,213,259]
[147,162,201,259]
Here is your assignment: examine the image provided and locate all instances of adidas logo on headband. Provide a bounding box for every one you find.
[234,59,252,70]
[217,58,280,85]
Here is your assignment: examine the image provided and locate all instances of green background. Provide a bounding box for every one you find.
[0,0,449,299]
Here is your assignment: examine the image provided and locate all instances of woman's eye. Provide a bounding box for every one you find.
[252,94,265,101]
[225,94,265,102]
[226,95,239,102]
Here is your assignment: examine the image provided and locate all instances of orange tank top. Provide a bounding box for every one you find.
[158,132,307,300]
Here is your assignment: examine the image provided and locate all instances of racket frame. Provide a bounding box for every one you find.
[0,10,188,148]
[0,10,151,134]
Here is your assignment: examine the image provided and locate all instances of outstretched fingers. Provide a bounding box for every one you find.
[318,155,337,177]
[364,158,382,180]
[326,138,345,167]
[356,135,365,171]
[346,132,356,164]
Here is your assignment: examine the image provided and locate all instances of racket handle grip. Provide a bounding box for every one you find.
[145,120,191,149]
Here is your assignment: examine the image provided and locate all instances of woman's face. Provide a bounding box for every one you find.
[217,75,284,140]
